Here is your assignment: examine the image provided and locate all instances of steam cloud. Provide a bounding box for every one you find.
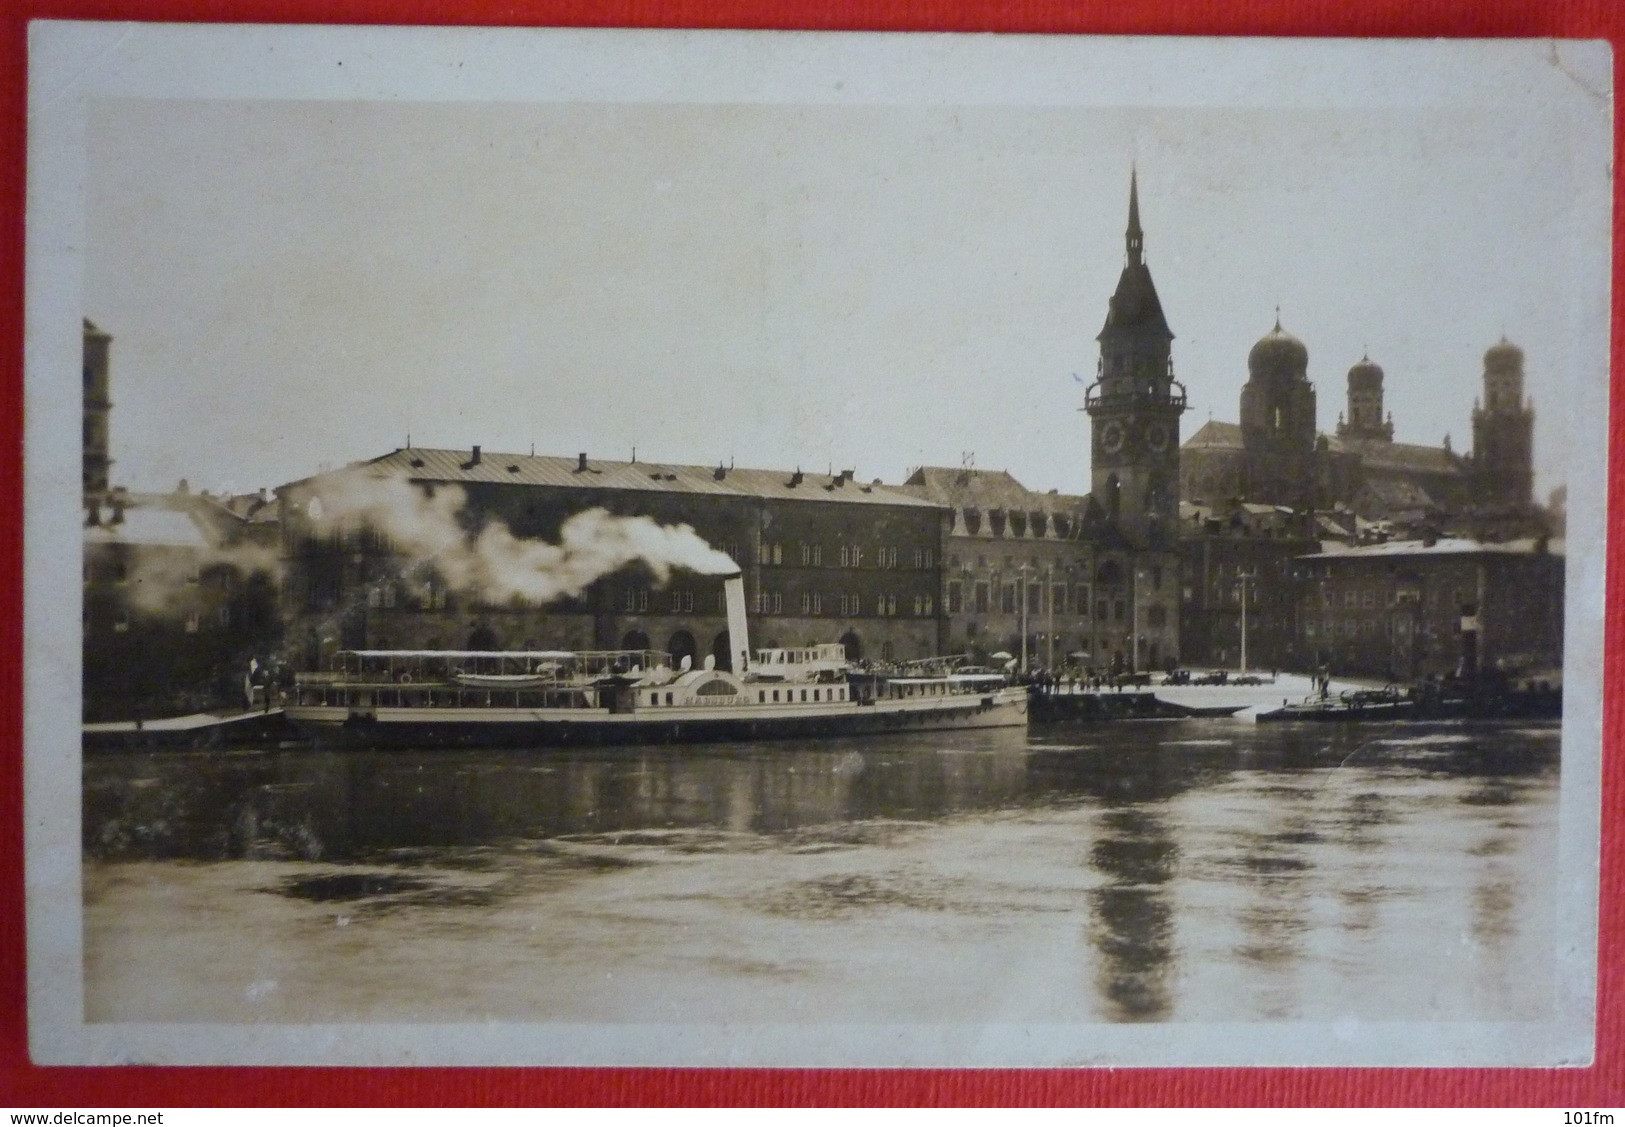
[122,541,281,616]
[307,471,739,604]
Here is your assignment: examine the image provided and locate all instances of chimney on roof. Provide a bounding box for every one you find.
[714,463,727,481]
[471,445,482,466]
[789,469,803,487]
[577,452,588,473]
[109,496,126,525]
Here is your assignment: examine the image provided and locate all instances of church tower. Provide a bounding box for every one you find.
[1238,316,1317,509]
[1470,337,1534,506]
[1336,353,1393,442]
[1086,169,1187,548]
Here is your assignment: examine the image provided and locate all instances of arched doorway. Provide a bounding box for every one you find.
[467,624,499,650]
[711,631,733,671]
[839,630,861,661]
[667,630,697,668]
[621,629,651,651]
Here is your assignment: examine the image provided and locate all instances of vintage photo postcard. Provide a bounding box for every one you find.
[25,23,1611,1067]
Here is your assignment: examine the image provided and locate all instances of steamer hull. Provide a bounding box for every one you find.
[285,688,1028,749]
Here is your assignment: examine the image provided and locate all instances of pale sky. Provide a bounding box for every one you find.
[79,37,1610,504]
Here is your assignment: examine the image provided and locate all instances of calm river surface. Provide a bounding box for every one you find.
[83,720,1559,1027]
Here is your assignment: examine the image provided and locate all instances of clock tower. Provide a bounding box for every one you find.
[1085,169,1187,548]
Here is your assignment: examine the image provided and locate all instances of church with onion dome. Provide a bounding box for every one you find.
[1179,320,1545,538]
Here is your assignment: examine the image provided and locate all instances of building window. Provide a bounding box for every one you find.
[1114,600,1126,622]
[1052,585,1068,614]
[974,583,991,613]
[1079,587,1092,616]
[946,582,962,614]
[1027,583,1042,614]
[773,543,783,565]
[1001,585,1016,614]
[812,592,822,615]
[813,545,823,566]
[840,545,850,567]
[671,590,694,613]
[625,587,649,613]
[923,595,934,616]
[368,587,383,608]
[881,641,895,661]
[801,543,811,565]
[185,612,200,634]
[801,592,812,615]
[839,595,850,616]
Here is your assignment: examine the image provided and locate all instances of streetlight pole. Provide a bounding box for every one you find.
[1238,568,1256,674]
[1131,566,1141,673]
[1018,566,1030,674]
[1045,563,1054,671]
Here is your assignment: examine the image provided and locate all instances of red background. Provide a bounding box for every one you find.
[2,0,1620,1108]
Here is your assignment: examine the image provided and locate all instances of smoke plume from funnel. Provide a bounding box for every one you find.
[306,471,738,605]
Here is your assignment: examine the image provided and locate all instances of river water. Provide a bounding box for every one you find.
[83,720,1560,1038]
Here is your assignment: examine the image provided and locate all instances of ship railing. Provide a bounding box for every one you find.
[309,648,674,686]
[291,682,603,711]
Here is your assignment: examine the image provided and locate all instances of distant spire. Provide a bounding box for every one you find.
[1125,165,1144,267]
[1274,305,1282,331]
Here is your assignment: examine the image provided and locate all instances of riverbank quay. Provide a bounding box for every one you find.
[1028,672,1375,723]
[83,707,294,752]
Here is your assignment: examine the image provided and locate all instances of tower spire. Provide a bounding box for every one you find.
[1125,166,1144,267]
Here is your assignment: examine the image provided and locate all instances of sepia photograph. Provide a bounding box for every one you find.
[24,24,1611,1067]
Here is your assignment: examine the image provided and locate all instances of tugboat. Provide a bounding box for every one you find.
[285,574,1029,748]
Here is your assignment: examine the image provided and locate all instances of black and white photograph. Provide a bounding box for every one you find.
[24,24,1610,1067]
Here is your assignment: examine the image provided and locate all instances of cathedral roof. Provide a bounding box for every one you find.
[1484,336,1524,371]
[1347,354,1384,386]
[1247,318,1309,373]
[1181,420,1244,450]
[1328,435,1465,476]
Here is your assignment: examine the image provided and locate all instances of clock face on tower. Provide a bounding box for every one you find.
[1145,420,1171,453]
[1100,420,1125,455]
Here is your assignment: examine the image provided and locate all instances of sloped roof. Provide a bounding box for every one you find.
[1182,420,1244,450]
[287,448,944,510]
[1329,435,1464,476]
[1357,476,1441,511]
[1097,262,1173,342]
[900,466,1088,514]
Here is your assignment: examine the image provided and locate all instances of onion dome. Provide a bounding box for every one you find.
[1348,352,1384,389]
[1247,316,1309,375]
[1484,336,1524,372]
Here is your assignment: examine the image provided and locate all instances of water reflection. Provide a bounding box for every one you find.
[83,720,1560,1024]
[1087,808,1177,1021]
